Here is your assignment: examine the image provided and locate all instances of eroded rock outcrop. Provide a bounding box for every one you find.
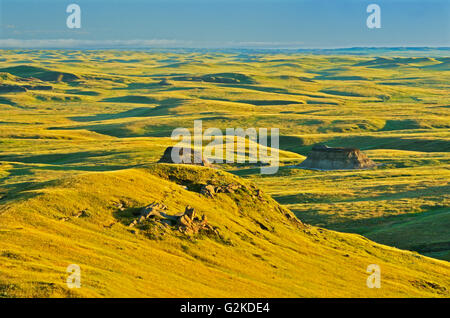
[129,203,219,237]
[177,206,214,235]
[200,183,242,197]
[298,144,376,170]
[158,146,211,167]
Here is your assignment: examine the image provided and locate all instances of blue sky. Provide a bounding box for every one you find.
[0,0,449,48]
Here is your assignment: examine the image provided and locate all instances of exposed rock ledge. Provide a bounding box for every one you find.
[298,144,377,170]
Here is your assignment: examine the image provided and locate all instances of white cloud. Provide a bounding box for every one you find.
[0,39,193,48]
[0,38,311,49]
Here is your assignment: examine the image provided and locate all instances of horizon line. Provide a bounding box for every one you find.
[0,39,449,51]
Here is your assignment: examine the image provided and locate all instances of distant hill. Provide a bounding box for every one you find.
[0,65,80,82]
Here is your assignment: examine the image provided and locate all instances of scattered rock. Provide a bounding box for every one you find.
[200,184,216,197]
[129,203,221,238]
[129,202,171,228]
[200,183,242,197]
[139,202,168,218]
[176,206,213,235]
[220,184,241,194]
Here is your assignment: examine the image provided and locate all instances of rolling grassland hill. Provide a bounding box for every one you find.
[0,164,449,297]
[0,49,449,297]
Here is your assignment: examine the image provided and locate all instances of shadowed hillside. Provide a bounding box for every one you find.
[0,65,80,82]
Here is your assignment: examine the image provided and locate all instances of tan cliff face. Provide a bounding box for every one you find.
[299,144,377,170]
[158,146,212,167]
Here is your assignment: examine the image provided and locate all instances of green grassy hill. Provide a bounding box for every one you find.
[0,50,449,297]
[0,164,449,297]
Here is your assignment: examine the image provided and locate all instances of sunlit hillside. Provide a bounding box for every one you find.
[0,50,449,297]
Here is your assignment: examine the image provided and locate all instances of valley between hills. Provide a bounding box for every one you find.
[0,49,449,297]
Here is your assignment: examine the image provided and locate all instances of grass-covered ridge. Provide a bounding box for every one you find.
[0,164,449,297]
[0,49,449,297]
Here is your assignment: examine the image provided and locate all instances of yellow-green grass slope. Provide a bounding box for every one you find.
[247,149,450,261]
[0,50,449,295]
[0,164,449,297]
